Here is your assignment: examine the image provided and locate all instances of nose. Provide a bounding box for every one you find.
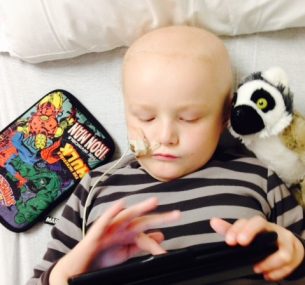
[231,105,265,135]
[158,120,178,146]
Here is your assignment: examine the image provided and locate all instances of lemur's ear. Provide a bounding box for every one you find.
[262,67,288,88]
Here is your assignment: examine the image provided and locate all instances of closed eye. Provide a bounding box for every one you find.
[179,117,199,123]
[138,117,155,122]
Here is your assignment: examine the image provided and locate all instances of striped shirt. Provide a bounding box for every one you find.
[27,149,305,285]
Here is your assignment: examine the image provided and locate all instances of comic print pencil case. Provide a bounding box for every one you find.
[0,90,115,232]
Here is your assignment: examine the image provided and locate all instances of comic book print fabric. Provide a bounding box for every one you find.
[0,90,115,232]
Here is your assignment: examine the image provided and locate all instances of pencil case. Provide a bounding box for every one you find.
[0,89,115,232]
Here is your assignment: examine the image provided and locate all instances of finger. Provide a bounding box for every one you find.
[127,210,181,233]
[126,233,164,259]
[224,219,249,246]
[110,197,159,230]
[231,216,272,246]
[86,199,125,239]
[135,232,166,255]
[254,239,294,274]
[254,250,292,273]
[147,232,165,244]
[262,265,295,281]
[102,231,165,249]
[210,217,232,236]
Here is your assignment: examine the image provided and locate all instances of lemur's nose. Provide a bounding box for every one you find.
[231,105,265,135]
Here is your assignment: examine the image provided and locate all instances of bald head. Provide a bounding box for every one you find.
[125,25,226,59]
[123,26,232,101]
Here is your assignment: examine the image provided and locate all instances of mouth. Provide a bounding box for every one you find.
[152,153,179,161]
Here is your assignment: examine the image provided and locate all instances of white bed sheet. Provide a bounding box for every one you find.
[0,27,305,285]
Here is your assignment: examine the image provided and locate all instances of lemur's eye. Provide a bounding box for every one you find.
[250,88,275,113]
[256,98,268,110]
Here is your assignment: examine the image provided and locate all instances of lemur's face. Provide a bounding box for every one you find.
[230,79,292,139]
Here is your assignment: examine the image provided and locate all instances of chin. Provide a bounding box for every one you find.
[148,166,192,182]
[139,158,198,181]
[152,174,180,182]
[143,166,180,182]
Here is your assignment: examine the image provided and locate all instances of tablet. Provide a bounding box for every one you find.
[68,231,278,285]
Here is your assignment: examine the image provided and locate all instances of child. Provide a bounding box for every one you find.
[27,26,305,285]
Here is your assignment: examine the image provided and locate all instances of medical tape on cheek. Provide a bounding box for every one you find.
[128,127,148,156]
[129,138,160,157]
[129,139,149,156]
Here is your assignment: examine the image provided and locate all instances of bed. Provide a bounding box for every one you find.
[1,1,305,284]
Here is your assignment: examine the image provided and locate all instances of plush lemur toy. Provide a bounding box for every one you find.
[229,67,305,207]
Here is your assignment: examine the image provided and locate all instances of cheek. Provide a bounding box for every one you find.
[126,116,140,136]
[126,116,156,138]
[186,122,222,150]
[126,119,153,143]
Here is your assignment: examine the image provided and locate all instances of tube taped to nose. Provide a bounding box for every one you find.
[129,139,149,156]
[128,128,160,157]
[129,139,160,157]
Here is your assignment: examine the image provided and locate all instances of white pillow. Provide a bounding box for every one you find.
[1,0,305,63]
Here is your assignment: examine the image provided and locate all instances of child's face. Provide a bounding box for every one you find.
[124,54,227,181]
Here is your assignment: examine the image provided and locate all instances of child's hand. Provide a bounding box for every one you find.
[50,197,180,285]
[210,216,304,281]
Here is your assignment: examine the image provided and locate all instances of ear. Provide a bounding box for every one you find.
[262,67,288,88]
[222,94,232,128]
